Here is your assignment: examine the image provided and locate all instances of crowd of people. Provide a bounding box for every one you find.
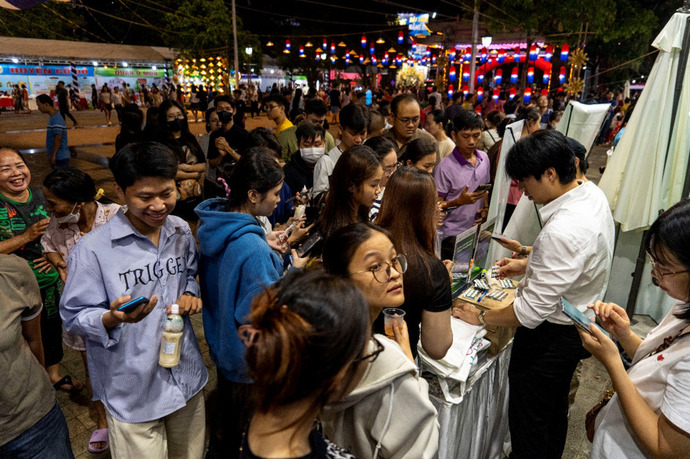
[2,80,689,459]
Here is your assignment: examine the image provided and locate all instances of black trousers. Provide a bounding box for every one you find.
[508,321,590,458]
[59,106,76,125]
[206,370,253,459]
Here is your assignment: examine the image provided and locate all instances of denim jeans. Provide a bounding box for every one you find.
[0,401,74,459]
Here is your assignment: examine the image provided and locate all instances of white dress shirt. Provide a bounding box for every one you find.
[513,181,615,329]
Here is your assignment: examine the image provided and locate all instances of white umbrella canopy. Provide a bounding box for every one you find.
[599,12,690,232]
[599,11,690,321]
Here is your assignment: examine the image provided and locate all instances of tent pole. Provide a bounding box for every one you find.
[625,230,648,319]
[666,15,690,173]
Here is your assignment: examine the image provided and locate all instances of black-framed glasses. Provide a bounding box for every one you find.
[353,337,384,363]
[350,253,407,283]
[647,252,690,286]
[395,115,420,125]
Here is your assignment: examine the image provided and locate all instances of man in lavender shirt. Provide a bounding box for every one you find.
[434,109,490,259]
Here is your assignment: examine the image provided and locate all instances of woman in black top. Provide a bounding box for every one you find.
[375,166,453,359]
[158,100,206,222]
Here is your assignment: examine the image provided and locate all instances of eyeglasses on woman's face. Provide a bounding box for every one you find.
[350,253,407,284]
[647,252,690,286]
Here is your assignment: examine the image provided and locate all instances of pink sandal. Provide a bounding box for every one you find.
[88,428,109,453]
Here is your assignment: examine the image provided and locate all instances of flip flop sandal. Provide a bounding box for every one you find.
[88,428,110,453]
[52,375,84,394]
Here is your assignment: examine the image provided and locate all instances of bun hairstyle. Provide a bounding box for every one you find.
[223,147,284,210]
[245,270,369,415]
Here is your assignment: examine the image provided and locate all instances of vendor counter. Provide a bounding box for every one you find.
[420,283,517,459]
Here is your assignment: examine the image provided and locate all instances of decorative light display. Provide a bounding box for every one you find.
[509,87,516,99]
[398,31,404,44]
[285,39,291,51]
[361,36,367,48]
[543,72,550,84]
[492,88,500,101]
[477,86,484,101]
[498,49,505,64]
[523,87,532,104]
[462,69,470,82]
[527,66,534,84]
[495,69,502,85]
[561,44,570,61]
[510,67,519,84]
[330,43,336,54]
[545,45,553,62]
[370,42,375,55]
[559,66,566,84]
[449,67,456,81]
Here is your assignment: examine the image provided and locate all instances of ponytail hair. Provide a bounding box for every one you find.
[245,270,369,415]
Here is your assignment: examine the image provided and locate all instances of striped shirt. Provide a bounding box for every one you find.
[46,112,70,160]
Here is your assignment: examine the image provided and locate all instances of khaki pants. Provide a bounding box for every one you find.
[106,391,206,459]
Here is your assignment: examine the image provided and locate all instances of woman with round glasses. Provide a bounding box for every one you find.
[322,222,439,459]
[579,199,690,457]
[376,167,453,360]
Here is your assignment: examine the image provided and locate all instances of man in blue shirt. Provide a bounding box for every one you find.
[60,142,207,458]
[36,94,70,169]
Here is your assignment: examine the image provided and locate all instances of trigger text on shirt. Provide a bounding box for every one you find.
[118,257,187,290]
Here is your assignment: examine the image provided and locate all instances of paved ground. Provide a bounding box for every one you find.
[0,108,650,458]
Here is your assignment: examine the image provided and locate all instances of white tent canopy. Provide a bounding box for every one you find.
[598,11,690,321]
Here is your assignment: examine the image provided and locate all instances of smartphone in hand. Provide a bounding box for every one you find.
[117,296,149,313]
[561,298,609,337]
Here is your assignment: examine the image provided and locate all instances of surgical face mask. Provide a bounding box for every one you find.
[300,147,325,165]
[54,203,80,224]
[384,119,393,131]
[167,118,185,132]
[218,110,233,124]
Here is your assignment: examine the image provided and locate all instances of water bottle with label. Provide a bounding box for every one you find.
[159,304,184,368]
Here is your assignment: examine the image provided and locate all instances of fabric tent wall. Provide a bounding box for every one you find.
[555,102,610,157]
[598,12,690,322]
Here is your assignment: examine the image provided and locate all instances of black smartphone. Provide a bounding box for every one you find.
[476,183,492,192]
[117,296,149,313]
[441,206,458,213]
[560,298,609,337]
[296,232,323,257]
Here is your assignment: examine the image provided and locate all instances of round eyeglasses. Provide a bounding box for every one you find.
[350,253,407,283]
[647,253,690,287]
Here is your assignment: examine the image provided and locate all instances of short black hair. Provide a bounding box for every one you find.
[36,94,53,106]
[247,127,282,159]
[505,129,576,184]
[43,167,97,203]
[304,98,327,117]
[428,109,446,125]
[295,122,325,143]
[390,93,418,116]
[109,142,178,190]
[266,94,289,113]
[452,109,484,132]
[364,136,396,162]
[504,99,518,115]
[339,103,369,132]
[214,95,235,109]
[566,137,588,175]
[401,138,436,164]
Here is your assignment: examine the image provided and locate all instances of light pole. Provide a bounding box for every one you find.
[245,47,253,80]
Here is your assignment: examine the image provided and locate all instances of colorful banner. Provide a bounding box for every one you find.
[94,67,171,93]
[0,64,94,96]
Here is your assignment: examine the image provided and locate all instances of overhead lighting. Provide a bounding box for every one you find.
[92,61,98,66]
[316,47,324,53]
[122,61,128,67]
[266,41,274,47]
[305,41,313,47]
[376,37,385,44]
[481,36,492,47]
[11,58,19,63]
[338,41,347,47]
[152,65,157,70]
[432,11,437,18]
[283,49,290,54]
[388,47,396,53]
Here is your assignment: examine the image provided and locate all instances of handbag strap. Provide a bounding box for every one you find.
[640,324,690,362]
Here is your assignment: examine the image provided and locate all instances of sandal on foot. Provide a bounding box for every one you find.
[88,428,109,453]
[52,375,84,394]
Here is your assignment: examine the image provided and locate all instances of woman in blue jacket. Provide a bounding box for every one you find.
[195,147,286,458]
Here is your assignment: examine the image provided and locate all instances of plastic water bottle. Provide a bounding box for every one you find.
[159,304,184,368]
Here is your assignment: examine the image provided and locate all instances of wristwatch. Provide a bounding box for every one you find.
[477,309,487,326]
[519,245,527,256]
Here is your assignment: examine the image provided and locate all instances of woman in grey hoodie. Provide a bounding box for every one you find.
[322,222,440,459]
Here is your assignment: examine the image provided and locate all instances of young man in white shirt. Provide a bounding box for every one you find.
[455,129,615,458]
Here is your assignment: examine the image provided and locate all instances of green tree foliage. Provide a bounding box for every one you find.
[162,0,262,72]
[0,2,87,41]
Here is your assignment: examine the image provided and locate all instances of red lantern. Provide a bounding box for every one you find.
[510,67,519,84]
[523,87,532,104]
[527,66,535,83]
[285,39,291,51]
[559,66,566,84]
[509,88,517,99]
[323,38,328,50]
[361,36,367,48]
[477,86,484,101]
[398,30,404,44]
[495,69,503,85]
[561,44,570,61]
[462,85,469,96]
[545,45,553,61]
[493,88,500,101]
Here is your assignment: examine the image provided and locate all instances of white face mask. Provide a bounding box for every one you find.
[54,203,80,224]
[300,147,325,165]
